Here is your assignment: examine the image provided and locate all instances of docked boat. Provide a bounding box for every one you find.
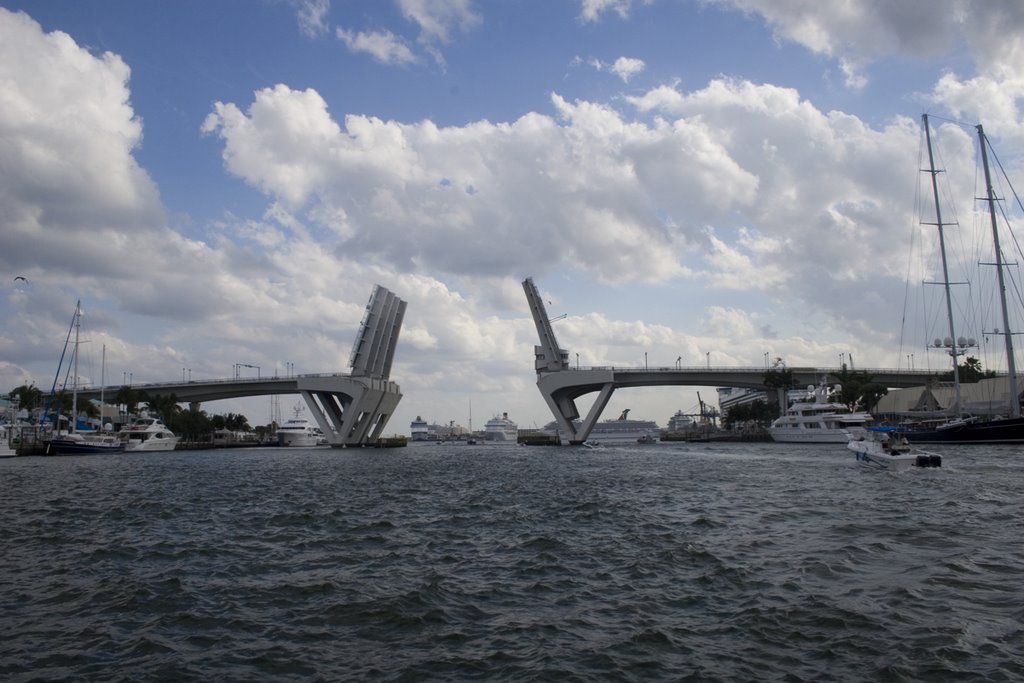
[277,406,323,447]
[893,115,1024,444]
[45,301,126,456]
[48,430,126,455]
[122,415,179,452]
[410,415,431,441]
[1,424,15,457]
[666,410,696,433]
[484,412,518,442]
[768,378,873,443]
[847,429,942,471]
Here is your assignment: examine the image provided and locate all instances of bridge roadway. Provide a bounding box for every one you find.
[74,365,934,405]
[552,365,936,390]
[76,372,403,448]
[75,375,324,405]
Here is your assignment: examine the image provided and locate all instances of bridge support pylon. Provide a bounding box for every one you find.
[298,376,402,447]
[302,284,406,447]
[524,276,618,444]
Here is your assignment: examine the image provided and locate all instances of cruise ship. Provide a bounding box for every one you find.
[410,415,430,441]
[484,412,518,442]
[543,409,660,445]
[666,410,696,433]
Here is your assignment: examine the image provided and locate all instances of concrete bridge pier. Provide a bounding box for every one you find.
[538,369,617,444]
[298,376,402,448]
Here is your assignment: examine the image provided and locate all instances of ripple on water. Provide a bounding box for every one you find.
[1,445,1022,681]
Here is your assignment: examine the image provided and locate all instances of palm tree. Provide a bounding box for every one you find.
[145,393,182,424]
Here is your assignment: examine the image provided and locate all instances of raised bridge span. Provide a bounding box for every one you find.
[77,285,407,448]
[523,277,936,445]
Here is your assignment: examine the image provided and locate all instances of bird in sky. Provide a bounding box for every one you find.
[14,276,27,282]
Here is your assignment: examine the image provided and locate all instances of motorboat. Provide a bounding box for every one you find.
[847,429,942,471]
[484,412,519,442]
[769,378,873,443]
[122,415,179,452]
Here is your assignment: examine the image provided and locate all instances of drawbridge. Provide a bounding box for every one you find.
[523,277,936,445]
[77,285,407,448]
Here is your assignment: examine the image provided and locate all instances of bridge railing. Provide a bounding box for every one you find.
[71,372,350,393]
[571,365,938,375]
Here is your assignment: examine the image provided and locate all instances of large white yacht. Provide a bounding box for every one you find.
[769,379,873,443]
[276,417,323,447]
[277,405,324,447]
[484,412,518,442]
[122,415,179,452]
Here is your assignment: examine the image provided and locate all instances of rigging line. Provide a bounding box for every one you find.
[981,137,1024,348]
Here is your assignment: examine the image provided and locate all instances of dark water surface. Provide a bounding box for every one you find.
[2,442,1022,681]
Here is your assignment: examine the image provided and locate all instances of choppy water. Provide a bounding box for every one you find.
[1,441,1022,681]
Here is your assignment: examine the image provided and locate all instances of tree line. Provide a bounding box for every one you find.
[6,383,262,441]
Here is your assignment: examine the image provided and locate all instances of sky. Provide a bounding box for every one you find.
[3,0,1024,434]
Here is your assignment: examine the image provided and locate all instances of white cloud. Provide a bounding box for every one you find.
[336,26,419,65]
[579,0,635,23]
[611,56,645,82]
[398,0,481,45]
[292,0,330,38]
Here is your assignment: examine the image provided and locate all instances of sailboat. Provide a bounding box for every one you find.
[47,302,126,455]
[897,115,1024,444]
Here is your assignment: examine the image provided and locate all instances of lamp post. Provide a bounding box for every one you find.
[644,352,648,370]
[706,351,710,369]
[576,353,579,370]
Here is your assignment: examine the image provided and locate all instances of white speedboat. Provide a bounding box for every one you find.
[847,430,942,471]
[484,412,518,442]
[122,416,179,452]
[769,378,873,443]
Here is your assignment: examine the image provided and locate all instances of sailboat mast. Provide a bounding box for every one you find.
[977,124,1021,418]
[100,344,106,428]
[71,300,81,434]
[922,114,963,414]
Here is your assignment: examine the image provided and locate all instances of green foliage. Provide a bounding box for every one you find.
[722,400,779,429]
[8,384,43,410]
[144,393,182,425]
[938,356,994,383]
[762,368,797,390]
[833,365,889,411]
[115,386,142,414]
